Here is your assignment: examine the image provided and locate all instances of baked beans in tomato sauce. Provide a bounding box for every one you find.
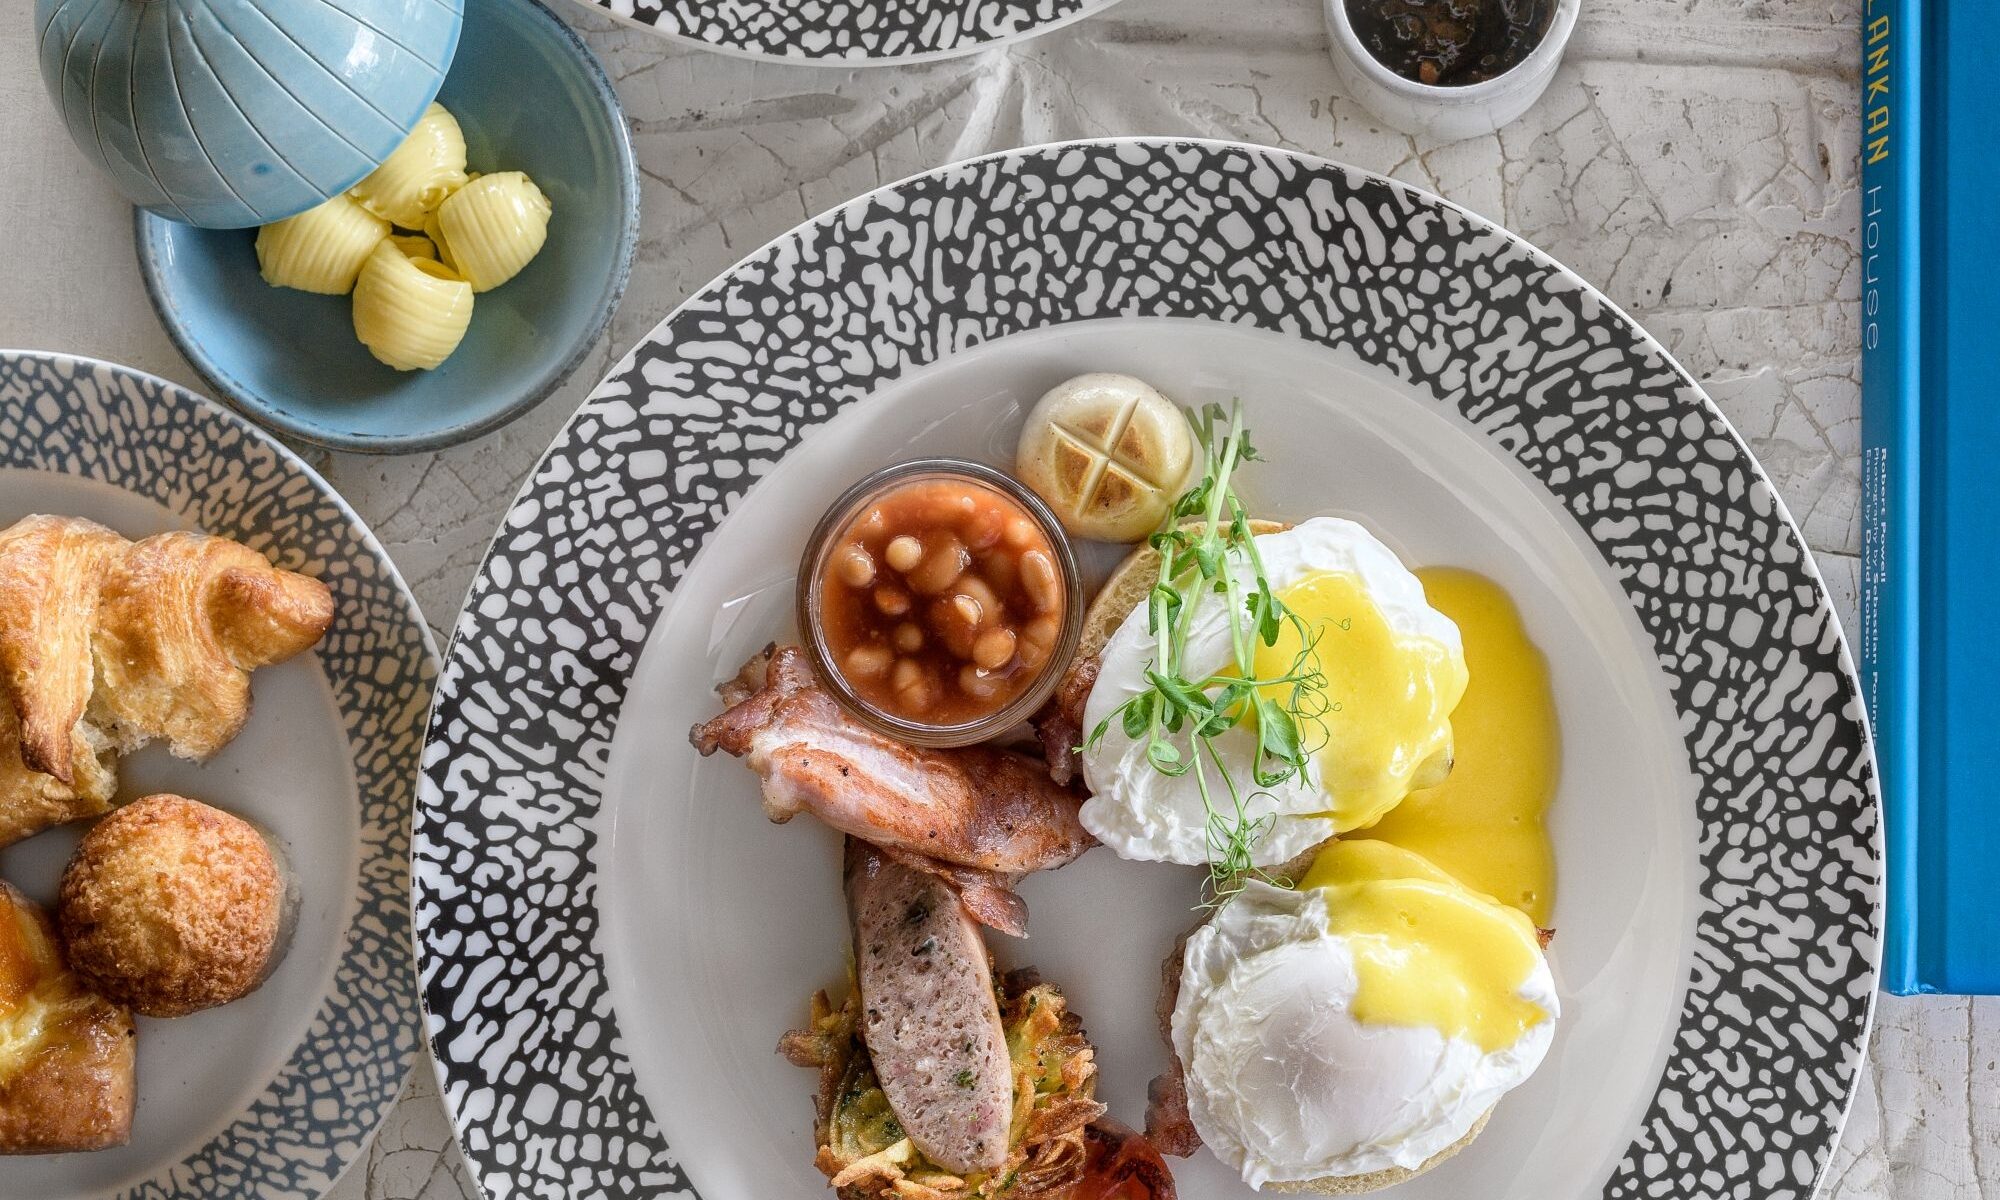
[817,476,1068,726]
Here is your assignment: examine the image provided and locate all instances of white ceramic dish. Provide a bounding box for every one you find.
[415,140,1879,1200]
[0,351,435,1200]
[1324,0,1580,142]
[609,319,1695,1198]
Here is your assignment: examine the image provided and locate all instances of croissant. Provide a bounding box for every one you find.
[90,532,334,761]
[0,517,124,782]
[0,707,117,848]
[0,881,135,1154]
[0,520,334,848]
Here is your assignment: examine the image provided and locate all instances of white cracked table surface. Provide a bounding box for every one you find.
[1,0,1992,1197]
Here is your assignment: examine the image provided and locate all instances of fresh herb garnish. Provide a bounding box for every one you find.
[1084,401,1330,906]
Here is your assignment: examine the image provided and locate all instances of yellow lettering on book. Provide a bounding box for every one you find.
[1863,12,1889,166]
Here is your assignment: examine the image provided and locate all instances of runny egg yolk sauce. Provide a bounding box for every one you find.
[1301,840,1549,1054]
[1250,570,1468,833]
[1354,567,1559,926]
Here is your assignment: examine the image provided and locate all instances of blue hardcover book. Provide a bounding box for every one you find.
[1862,0,2000,995]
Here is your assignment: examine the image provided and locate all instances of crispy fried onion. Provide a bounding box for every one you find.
[779,968,1106,1199]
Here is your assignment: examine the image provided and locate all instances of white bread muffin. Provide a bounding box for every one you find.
[1264,1111,1491,1193]
[1078,518,1290,660]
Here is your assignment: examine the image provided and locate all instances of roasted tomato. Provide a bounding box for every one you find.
[1070,1117,1178,1200]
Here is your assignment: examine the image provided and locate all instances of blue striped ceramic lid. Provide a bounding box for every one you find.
[35,0,463,229]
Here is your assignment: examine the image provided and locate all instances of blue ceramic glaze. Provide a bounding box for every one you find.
[134,0,639,454]
[37,0,464,228]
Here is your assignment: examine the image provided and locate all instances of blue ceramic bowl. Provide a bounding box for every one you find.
[135,0,638,453]
[38,0,463,229]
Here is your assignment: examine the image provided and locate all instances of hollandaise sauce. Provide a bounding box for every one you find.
[1354,568,1558,926]
[1252,570,1469,833]
[1302,840,1549,1053]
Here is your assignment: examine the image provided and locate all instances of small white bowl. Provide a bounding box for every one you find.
[1325,0,1580,143]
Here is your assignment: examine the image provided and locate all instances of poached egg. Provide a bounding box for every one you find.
[1170,840,1559,1188]
[1079,517,1469,866]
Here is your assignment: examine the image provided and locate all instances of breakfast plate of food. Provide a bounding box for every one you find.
[0,351,434,1198]
[414,139,1880,1200]
[572,0,1127,64]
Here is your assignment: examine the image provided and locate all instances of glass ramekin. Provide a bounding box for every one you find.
[796,458,1084,748]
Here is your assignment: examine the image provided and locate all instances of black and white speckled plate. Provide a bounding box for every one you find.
[0,351,434,1200]
[414,140,1880,1200]
[572,0,1125,63]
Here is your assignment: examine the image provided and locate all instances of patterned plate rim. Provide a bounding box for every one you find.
[413,138,1882,1200]
[563,0,1129,66]
[0,349,436,1200]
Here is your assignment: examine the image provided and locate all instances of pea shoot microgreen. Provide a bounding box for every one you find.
[1083,401,1331,906]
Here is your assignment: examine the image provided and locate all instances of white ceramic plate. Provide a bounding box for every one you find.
[0,351,434,1200]
[569,0,1126,65]
[416,140,1880,1200]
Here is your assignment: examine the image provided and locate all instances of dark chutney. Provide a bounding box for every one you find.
[1347,0,1555,87]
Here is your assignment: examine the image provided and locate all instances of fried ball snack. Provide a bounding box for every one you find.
[58,795,287,1018]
